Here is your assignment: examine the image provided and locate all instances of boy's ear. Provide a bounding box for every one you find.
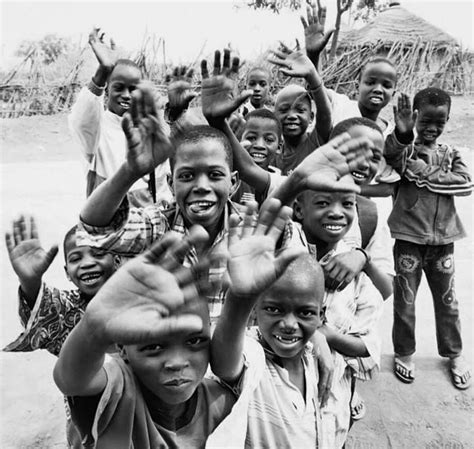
[293,197,304,221]
[113,255,122,270]
[310,110,315,123]
[64,265,72,282]
[118,345,129,363]
[228,170,240,198]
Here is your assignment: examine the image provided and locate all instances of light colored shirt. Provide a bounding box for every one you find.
[69,86,172,207]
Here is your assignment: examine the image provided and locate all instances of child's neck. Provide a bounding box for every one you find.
[141,381,198,431]
[357,103,380,123]
[305,233,336,260]
[283,134,305,153]
[415,136,439,149]
[281,355,306,398]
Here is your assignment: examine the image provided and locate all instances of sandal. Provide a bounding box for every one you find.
[450,357,472,390]
[394,356,415,384]
[350,391,366,421]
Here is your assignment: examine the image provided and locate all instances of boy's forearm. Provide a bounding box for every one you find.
[322,326,369,357]
[81,163,139,227]
[360,182,396,198]
[53,312,108,397]
[219,121,270,193]
[91,65,112,90]
[363,264,393,300]
[306,68,331,143]
[211,292,255,383]
[18,279,42,309]
[270,169,306,206]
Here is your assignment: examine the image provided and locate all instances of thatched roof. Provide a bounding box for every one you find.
[339,2,458,49]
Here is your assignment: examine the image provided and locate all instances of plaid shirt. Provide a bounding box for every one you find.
[77,200,298,321]
[3,284,88,357]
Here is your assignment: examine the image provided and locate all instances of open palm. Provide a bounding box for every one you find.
[88,27,118,69]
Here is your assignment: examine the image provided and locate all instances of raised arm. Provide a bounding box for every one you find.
[54,227,211,397]
[200,50,270,193]
[80,82,173,227]
[269,45,332,142]
[271,133,372,206]
[211,199,304,383]
[5,216,58,308]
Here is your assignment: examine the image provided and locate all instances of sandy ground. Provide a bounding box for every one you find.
[1,96,473,448]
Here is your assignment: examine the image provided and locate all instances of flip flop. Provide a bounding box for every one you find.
[450,359,472,390]
[350,391,366,421]
[394,356,415,384]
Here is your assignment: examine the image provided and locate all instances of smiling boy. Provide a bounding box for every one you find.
[4,217,119,356]
[69,27,171,207]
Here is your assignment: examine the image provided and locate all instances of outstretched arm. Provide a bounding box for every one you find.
[5,216,58,307]
[271,133,372,206]
[81,82,173,227]
[211,199,304,383]
[200,50,270,193]
[88,27,118,89]
[54,227,211,397]
[269,44,332,142]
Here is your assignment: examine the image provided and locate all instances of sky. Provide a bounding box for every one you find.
[0,0,473,69]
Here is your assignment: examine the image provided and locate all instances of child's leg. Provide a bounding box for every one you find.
[423,243,462,358]
[392,240,424,357]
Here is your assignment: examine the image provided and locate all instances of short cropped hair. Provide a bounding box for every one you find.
[170,125,233,171]
[109,59,142,78]
[413,87,451,114]
[63,225,78,261]
[330,116,383,139]
[359,57,397,81]
[246,66,271,82]
[245,108,282,137]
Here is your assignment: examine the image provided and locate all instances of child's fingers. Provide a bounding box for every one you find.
[393,105,398,119]
[273,247,307,280]
[325,132,352,153]
[278,41,292,54]
[19,215,28,241]
[30,216,38,240]
[254,198,280,236]
[334,176,361,194]
[319,5,327,26]
[186,67,194,80]
[306,4,313,23]
[5,233,14,255]
[229,57,240,78]
[44,245,59,267]
[265,205,293,242]
[130,90,140,128]
[228,213,241,247]
[110,38,116,50]
[300,15,309,29]
[231,91,253,111]
[295,39,300,51]
[200,60,209,79]
[213,50,221,76]
[12,218,23,246]
[222,48,231,70]
[140,314,204,343]
[413,109,418,122]
[99,31,106,43]
[241,201,258,238]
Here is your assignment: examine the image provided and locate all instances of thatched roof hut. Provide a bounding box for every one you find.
[339,2,458,50]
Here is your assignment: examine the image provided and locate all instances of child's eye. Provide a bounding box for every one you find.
[278,107,289,113]
[91,249,107,258]
[260,81,267,87]
[315,201,329,207]
[299,309,317,318]
[178,172,193,181]
[210,171,225,179]
[264,306,281,314]
[140,344,162,353]
[129,85,137,93]
[245,135,256,142]
[68,256,80,263]
[343,201,355,208]
[265,137,276,143]
[187,336,209,347]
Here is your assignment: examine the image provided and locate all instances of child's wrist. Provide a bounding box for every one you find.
[395,128,414,145]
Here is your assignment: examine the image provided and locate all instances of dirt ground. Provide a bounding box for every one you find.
[1,96,473,448]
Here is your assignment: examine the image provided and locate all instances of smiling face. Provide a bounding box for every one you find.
[172,139,237,238]
[415,104,449,146]
[241,117,280,169]
[347,125,384,185]
[256,258,323,361]
[358,61,397,115]
[107,64,141,116]
[247,69,270,108]
[124,300,210,406]
[64,237,118,299]
[274,86,312,140]
[295,190,356,250]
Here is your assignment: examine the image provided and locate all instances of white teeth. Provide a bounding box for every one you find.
[352,172,366,179]
[324,224,344,231]
[274,335,300,343]
[251,153,266,161]
[370,97,382,104]
[80,273,102,284]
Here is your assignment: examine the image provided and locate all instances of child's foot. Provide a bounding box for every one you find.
[350,391,366,421]
[394,354,415,383]
[449,355,471,390]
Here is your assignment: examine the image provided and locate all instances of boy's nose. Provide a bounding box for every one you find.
[193,174,211,191]
[164,352,190,371]
[254,137,266,149]
[328,204,344,218]
[121,89,132,99]
[280,313,298,332]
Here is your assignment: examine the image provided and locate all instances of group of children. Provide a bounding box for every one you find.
[4,3,472,448]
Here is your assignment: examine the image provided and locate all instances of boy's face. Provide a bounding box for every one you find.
[172,139,237,236]
[64,237,118,298]
[358,62,397,113]
[247,70,270,107]
[256,279,321,361]
[107,64,141,117]
[415,104,449,145]
[347,125,384,185]
[241,117,280,169]
[124,300,210,405]
[296,190,356,245]
[274,88,312,139]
